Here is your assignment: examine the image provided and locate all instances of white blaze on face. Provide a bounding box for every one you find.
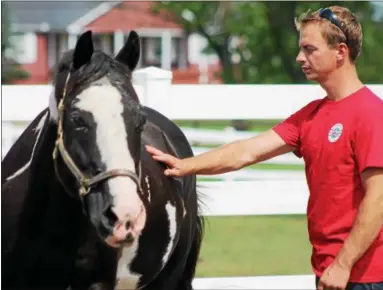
[75,83,143,223]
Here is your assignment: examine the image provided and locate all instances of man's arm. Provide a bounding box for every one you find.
[146,129,294,176]
[184,129,293,175]
[333,167,383,269]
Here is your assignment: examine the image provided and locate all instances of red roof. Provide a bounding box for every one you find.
[86,1,182,33]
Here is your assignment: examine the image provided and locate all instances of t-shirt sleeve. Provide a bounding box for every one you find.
[353,103,383,174]
[272,101,318,158]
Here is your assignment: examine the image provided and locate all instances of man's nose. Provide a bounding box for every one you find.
[296,50,305,64]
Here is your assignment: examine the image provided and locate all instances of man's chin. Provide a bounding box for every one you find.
[305,73,319,81]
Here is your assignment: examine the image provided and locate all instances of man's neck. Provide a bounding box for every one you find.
[320,64,364,102]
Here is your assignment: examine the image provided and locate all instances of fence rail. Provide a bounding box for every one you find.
[192,275,316,290]
[2,82,383,122]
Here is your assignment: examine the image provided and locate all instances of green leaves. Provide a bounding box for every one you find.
[1,2,30,84]
[154,1,383,84]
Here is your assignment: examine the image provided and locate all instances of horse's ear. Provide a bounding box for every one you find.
[115,30,140,71]
[73,30,94,70]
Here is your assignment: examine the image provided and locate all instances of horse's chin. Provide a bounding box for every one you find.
[104,237,124,248]
[104,235,138,249]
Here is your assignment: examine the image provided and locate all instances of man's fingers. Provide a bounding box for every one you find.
[152,153,175,164]
[151,154,167,162]
[318,280,339,290]
[145,145,164,155]
[145,145,182,176]
[164,168,179,177]
[317,280,325,290]
[146,145,172,161]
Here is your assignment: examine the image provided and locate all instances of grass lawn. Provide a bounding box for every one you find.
[117,216,312,288]
[174,120,282,132]
[248,163,304,171]
[195,215,312,277]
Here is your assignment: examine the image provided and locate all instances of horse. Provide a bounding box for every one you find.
[2,30,205,290]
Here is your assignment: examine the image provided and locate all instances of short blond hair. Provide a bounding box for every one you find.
[295,6,363,62]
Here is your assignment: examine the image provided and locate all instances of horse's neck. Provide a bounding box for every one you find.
[27,121,58,195]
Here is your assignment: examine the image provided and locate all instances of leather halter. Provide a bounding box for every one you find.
[52,70,143,197]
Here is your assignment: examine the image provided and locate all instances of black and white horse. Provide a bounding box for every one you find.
[2,30,204,290]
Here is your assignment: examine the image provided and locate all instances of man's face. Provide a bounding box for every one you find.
[296,23,342,82]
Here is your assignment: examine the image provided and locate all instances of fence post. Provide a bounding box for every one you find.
[132,66,173,116]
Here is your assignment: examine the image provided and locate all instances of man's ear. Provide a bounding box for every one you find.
[336,43,348,62]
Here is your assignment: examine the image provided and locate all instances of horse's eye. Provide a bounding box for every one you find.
[75,126,89,133]
[71,112,88,132]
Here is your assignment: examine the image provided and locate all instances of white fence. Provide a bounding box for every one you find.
[192,275,316,289]
[2,67,381,289]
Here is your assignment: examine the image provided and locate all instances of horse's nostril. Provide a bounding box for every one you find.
[125,232,134,244]
[104,206,118,226]
[125,220,131,230]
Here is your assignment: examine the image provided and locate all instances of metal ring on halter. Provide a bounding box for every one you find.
[79,185,91,196]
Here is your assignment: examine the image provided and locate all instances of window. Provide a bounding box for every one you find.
[145,37,162,65]
[92,34,113,55]
[142,36,180,68]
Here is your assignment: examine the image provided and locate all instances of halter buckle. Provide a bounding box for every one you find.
[79,184,90,196]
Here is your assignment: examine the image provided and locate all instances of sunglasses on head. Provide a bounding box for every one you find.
[319,8,346,35]
[319,7,348,44]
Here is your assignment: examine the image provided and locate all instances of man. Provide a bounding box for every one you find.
[146,6,383,290]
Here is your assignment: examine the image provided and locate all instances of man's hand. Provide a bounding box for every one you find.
[145,145,189,177]
[318,261,351,290]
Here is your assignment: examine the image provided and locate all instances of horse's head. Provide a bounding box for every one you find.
[50,30,147,248]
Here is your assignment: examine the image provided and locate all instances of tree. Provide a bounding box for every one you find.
[1,2,29,83]
[154,1,383,84]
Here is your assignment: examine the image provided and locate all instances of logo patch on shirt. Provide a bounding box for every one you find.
[328,123,343,143]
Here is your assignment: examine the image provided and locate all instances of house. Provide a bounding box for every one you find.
[6,1,221,84]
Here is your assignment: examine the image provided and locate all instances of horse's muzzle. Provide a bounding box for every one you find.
[104,205,146,248]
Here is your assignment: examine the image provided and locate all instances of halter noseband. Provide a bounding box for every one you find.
[52,70,143,197]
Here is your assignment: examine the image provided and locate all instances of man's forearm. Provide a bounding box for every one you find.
[178,130,292,176]
[334,187,383,269]
[183,140,252,175]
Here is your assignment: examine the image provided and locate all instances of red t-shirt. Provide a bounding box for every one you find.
[273,86,383,282]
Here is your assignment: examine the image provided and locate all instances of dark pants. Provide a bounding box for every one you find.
[316,276,383,290]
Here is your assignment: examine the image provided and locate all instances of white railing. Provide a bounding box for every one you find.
[198,180,308,216]
[2,67,382,122]
[192,275,316,289]
[2,67,381,289]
